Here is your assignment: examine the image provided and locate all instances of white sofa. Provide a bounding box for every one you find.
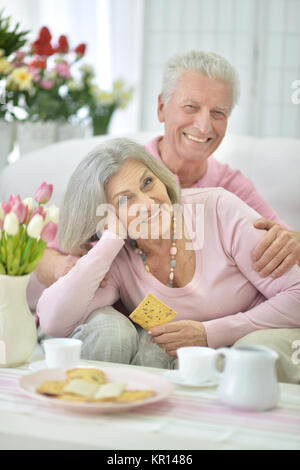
[0,132,300,230]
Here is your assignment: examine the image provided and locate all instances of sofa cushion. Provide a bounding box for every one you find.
[0,132,299,229]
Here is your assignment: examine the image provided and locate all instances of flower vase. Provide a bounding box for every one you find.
[17,121,59,156]
[0,121,14,173]
[92,104,116,136]
[0,274,37,367]
[57,121,92,142]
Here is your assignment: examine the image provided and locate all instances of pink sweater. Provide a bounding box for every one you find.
[37,188,300,348]
[145,137,288,227]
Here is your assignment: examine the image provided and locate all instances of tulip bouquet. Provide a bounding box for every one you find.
[0,182,59,276]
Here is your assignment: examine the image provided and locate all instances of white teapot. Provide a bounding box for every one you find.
[215,345,280,412]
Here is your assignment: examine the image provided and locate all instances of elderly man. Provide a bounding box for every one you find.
[145,50,300,276]
[34,50,300,383]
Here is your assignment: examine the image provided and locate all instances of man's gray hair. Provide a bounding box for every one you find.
[57,138,181,255]
[161,50,240,112]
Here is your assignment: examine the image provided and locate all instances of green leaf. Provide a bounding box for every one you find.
[6,236,14,273]
[9,246,21,276]
[23,248,45,275]
[20,237,34,266]
[0,232,7,263]
[0,262,6,275]
[0,9,29,56]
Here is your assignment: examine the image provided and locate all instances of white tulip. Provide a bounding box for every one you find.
[0,205,4,221]
[3,212,20,236]
[23,197,35,213]
[27,214,45,239]
[45,205,60,224]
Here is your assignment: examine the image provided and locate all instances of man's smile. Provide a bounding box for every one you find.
[183,133,213,144]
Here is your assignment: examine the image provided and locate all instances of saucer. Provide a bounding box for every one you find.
[28,360,90,372]
[164,370,218,388]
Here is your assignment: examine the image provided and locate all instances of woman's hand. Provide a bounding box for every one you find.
[252,218,300,277]
[149,320,208,357]
[102,206,128,240]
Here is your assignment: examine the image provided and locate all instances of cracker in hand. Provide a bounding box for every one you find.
[129,293,177,330]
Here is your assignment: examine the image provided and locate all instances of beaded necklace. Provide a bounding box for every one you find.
[130,215,177,288]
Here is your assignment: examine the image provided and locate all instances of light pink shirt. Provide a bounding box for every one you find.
[37,188,300,348]
[145,136,288,227]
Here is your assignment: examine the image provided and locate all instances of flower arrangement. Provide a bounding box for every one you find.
[0,9,29,119]
[3,26,87,122]
[0,182,59,276]
[1,18,133,134]
[66,66,133,135]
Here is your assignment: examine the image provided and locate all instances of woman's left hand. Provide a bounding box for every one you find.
[149,320,208,357]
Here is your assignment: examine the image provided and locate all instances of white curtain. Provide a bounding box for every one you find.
[139,0,300,138]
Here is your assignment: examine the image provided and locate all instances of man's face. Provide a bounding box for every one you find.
[158,71,232,164]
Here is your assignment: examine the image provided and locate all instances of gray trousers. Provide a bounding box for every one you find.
[39,306,177,370]
[39,306,300,382]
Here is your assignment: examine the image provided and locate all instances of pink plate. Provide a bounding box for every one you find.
[19,366,173,414]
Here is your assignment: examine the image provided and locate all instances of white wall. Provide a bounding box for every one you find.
[1,0,299,138]
[0,0,40,38]
[139,0,300,138]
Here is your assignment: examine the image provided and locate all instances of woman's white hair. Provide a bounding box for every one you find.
[161,50,240,112]
[57,138,181,255]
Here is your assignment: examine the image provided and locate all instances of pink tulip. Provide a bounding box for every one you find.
[1,202,12,215]
[40,222,57,243]
[8,194,22,206]
[30,206,47,221]
[12,201,29,224]
[34,182,53,204]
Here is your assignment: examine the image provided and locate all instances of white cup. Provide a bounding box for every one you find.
[43,338,82,369]
[177,346,219,384]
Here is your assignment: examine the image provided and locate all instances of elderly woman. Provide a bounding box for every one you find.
[37,138,300,374]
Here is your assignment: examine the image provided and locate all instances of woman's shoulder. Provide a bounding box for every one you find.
[180,187,230,205]
[180,187,259,220]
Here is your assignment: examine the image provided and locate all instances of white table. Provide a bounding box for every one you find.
[0,353,300,451]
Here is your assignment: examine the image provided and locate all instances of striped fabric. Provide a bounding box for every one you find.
[1,370,300,439]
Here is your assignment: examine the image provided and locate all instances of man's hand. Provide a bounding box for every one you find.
[54,254,109,287]
[54,254,81,280]
[149,320,208,357]
[252,218,300,278]
[36,249,109,288]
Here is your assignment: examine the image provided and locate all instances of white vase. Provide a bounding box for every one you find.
[17,121,59,156]
[0,274,37,367]
[57,121,92,142]
[0,121,14,173]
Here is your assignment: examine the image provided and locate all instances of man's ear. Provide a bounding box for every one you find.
[157,94,165,123]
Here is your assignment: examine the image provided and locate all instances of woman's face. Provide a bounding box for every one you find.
[106,159,173,240]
